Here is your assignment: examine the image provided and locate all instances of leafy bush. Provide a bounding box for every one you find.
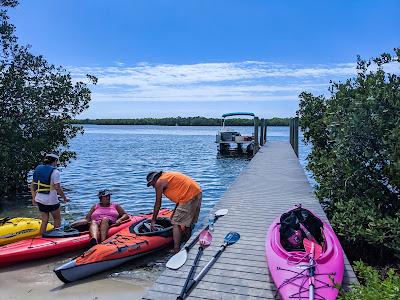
[298,49,400,260]
[340,261,400,300]
[0,1,96,196]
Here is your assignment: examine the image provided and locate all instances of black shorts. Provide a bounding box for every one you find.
[37,202,60,213]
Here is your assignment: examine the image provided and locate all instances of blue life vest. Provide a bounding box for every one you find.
[32,165,55,194]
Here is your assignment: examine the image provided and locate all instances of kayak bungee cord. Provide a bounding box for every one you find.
[274,254,334,300]
[28,237,58,249]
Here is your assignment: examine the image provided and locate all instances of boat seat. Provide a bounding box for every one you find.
[130,218,173,238]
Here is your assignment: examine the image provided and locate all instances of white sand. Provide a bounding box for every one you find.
[0,250,169,300]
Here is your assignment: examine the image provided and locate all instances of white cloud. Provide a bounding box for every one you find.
[113,61,125,67]
[68,61,357,102]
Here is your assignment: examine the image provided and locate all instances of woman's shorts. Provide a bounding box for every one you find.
[92,218,115,226]
[37,202,60,213]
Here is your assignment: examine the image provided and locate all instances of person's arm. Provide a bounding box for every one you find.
[115,205,129,225]
[52,171,69,202]
[85,205,96,222]
[70,205,95,227]
[151,179,167,227]
[30,182,37,206]
[53,183,69,202]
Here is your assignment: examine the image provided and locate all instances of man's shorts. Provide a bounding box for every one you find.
[171,192,202,228]
[37,202,60,213]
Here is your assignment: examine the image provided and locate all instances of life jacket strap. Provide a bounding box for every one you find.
[34,180,52,193]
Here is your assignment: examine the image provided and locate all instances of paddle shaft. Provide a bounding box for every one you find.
[309,256,316,300]
[177,246,204,300]
[184,214,220,252]
[184,244,227,298]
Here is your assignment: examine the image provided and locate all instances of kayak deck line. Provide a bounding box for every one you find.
[143,141,358,300]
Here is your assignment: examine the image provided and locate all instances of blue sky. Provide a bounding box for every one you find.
[8,0,399,118]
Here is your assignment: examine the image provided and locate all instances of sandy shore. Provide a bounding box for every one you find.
[0,249,170,300]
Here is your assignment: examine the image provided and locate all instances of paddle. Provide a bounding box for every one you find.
[177,228,212,300]
[182,231,240,299]
[166,208,228,270]
[303,238,323,300]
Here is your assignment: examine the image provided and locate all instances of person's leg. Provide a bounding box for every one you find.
[172,224,182,253]
[99,218,110,242]
[182,193,202,243]
[182,226,192,243]
[40,212,50,234]
[50,207,62,229]
[89,220,100,242]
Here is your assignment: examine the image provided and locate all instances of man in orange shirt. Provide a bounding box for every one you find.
[147,171,202,253]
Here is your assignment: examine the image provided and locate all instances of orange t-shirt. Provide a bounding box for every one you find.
[160,172,202,204]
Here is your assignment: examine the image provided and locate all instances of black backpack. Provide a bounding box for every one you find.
[279,207,324,251]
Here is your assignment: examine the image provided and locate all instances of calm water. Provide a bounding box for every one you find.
[0,125,312,224]
[0,125,312,288]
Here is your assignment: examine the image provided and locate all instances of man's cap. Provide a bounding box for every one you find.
[146,171,162,187]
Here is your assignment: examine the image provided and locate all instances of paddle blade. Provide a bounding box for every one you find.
[303,238,323,259]
[224,232,240,245]
[215,208,228,217]
[199,229,212,247]
[166,249,188,270]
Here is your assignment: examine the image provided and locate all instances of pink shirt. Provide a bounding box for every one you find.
[90,203,119,223]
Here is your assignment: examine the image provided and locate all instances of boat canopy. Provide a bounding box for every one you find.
[222,112,255,118]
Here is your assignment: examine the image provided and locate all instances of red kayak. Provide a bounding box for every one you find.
[54,210,173,282]
[0,209,171,267]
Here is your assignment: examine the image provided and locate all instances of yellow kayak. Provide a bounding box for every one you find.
[0,217,54,245]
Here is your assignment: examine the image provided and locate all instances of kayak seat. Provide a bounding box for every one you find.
[130,218,173,238]
[70,223,90,232]
[42,227,81,238]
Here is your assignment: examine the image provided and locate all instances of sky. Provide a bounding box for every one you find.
[7,0,400,118]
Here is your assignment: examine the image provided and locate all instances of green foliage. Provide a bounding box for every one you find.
[340,261,400,300]
[0,2,96,195]
[69,117,290,126]
[298,49,400,259]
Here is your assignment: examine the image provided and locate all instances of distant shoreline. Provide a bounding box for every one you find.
[69,117,291,126]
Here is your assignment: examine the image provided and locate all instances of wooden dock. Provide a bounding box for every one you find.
[143,141,358,299]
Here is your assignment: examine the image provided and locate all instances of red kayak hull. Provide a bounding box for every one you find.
[0,209,170,267]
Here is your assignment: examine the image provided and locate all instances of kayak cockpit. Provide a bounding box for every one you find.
[131,218,173,238]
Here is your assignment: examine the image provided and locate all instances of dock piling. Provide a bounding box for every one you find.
[289,117,299,157]
[253,117,260,155]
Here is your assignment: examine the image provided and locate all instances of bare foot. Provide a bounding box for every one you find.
[169,248,180,254]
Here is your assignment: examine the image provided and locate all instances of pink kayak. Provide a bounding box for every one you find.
[265,206,344,300]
